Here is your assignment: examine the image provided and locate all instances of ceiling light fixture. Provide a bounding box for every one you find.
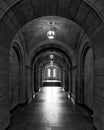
[47,21,56,39]
[50,54,54,59]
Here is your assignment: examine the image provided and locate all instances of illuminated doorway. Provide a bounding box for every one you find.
[42,63,62,86]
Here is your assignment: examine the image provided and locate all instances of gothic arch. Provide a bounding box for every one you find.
[9,42,25,110]
[77,41,94,110]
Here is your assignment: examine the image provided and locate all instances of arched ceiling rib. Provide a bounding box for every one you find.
[1,0,104,22]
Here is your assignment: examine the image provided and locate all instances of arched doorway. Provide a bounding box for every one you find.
[82,47,94,110]
[9,45,23,110]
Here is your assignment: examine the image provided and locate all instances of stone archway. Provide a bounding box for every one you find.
[9,43,24,110]
[81,46,94,110]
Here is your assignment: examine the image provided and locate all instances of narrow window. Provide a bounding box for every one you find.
[48,68,51,77]
[53,68,56,77]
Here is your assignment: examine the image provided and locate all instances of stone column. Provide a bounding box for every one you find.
[25,66,33,103]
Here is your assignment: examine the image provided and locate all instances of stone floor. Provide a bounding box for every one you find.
[7,87,96,130]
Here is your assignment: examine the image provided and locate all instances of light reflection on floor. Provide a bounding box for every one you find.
[43,87,60,103]
[8,86,95,130]
[40,87,63,124]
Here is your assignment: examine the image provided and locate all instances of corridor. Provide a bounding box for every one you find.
[7,87,95,130]
[1,0,104,130]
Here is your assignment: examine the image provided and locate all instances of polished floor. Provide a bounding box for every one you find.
[7,87,96,130]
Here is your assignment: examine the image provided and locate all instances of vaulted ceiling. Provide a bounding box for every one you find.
[0,0,103,53]
[7,0,104,67]
[21,16,82,52]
